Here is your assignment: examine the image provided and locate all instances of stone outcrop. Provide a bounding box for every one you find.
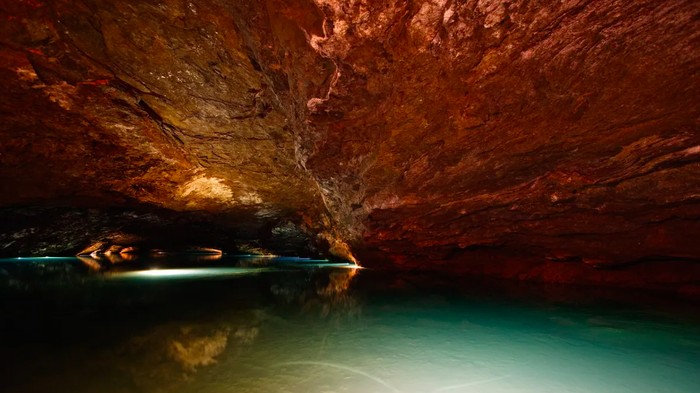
[1,1,699,284]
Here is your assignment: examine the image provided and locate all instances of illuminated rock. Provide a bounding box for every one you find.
[1,1,699,286]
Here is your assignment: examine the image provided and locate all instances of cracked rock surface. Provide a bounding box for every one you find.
[1,0,699,289]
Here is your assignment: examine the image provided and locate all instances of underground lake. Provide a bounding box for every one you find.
[1,255,699,393]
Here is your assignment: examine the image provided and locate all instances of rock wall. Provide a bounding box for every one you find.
[0,0,334,256]
[1,1,699,280]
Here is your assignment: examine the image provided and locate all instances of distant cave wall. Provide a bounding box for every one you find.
[1,0,700,275]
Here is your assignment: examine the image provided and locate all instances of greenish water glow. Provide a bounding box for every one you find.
[1,256,699,393]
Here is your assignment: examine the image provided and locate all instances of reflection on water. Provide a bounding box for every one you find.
[1,257,700,393]
[116,323,231,391]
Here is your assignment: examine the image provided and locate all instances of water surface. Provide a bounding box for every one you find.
[1,256,699,393]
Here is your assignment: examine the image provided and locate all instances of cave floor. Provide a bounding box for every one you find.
[1,256,699,393]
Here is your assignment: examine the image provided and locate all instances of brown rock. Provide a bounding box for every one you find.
[1,1,699,289]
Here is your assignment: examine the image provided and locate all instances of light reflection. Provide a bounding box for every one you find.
[168,327,231,372]
[112,317,262,392]
[2,256,361,291]
[237,253,278,258]
[4,257,77,261]
[318,267,359,296]
[106,267,272,280]
[77,256,102,271]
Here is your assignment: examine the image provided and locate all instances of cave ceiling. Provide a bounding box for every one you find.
[1,0,699,269]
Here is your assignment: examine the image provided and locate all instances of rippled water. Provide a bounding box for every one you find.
[1,256,699,393]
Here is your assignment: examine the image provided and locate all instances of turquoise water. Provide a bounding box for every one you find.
[1,256,699,393]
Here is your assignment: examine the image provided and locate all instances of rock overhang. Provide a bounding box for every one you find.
[0,0,698,284]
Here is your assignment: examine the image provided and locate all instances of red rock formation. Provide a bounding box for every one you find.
[1,0,699,287]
